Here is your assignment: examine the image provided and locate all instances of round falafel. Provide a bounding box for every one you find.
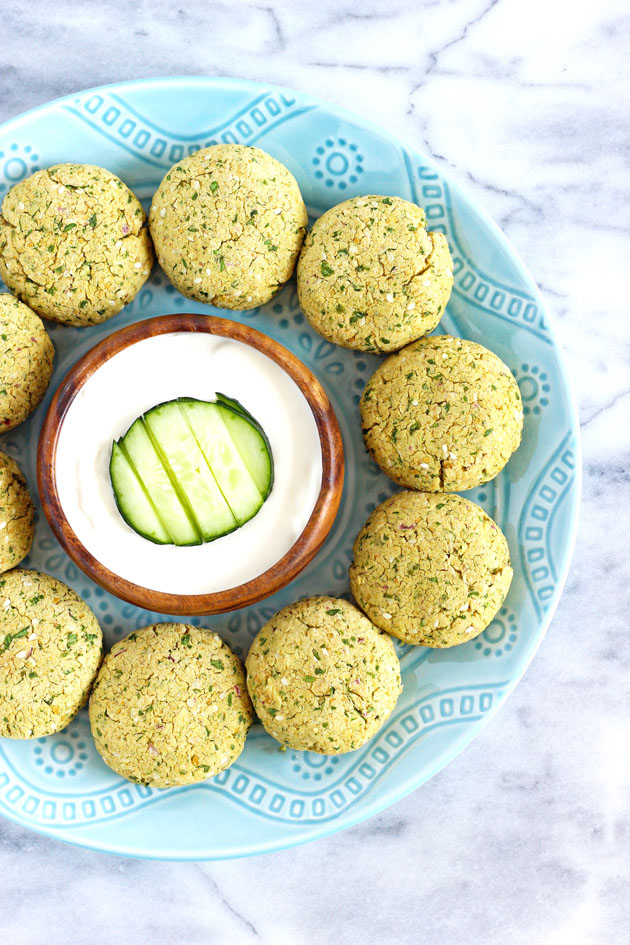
[0,293,54,431]
[349,492,512,647]
[297,195,453,352]
[246,596,402,753]
[361,335,523,491]
[0,164,153,326]
[89,623,253,787]
[149,144,307,309]
[0,569,103,738]
[0,452,34,572]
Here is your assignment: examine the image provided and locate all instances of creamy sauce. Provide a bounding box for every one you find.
[56,332,322,595]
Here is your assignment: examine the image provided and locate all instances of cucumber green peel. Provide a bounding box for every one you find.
[109,395,274,546]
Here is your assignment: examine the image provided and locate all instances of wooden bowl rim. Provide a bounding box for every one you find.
[37,313,344,616]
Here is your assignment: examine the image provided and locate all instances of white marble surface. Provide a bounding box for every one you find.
[1,1,629,943]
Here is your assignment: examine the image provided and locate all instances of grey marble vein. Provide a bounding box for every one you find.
[1,1,629,943]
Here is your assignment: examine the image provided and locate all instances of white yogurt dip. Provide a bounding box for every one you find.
[56,332,322,595]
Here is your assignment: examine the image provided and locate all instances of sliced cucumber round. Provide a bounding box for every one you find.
[216,403,274,499]
[109,396,274,546]
[110,442,171,545]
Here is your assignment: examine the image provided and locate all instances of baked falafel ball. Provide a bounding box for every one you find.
[246,596,402,753]
[297,195,453,352]
[0,569,103,738]
[0,164,153,326]
[0,452,34,572]
[89,624,253,787]
[149,144,307,309]
[361,335,523,491]
[0,293,54,431]
[349,492,512,647]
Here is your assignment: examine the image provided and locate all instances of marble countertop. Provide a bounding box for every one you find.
[1,1,628,943]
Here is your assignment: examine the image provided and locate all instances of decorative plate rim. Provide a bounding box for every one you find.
[0,75,582,860]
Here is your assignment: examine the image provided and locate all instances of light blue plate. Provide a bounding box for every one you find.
[0,77,580,859]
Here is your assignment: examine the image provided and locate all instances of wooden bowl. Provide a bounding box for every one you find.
[38,313,344,616]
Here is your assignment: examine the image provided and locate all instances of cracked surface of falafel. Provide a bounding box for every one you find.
[0,293,54,430]
[149,145,307,309]
[0,165,153,326]
[0,569,103,738]
[361,335,523,491]
[350,492,512,647]
[246,596,402,753]
[89,623,253,788]
[0,452,34,573]
[297,195,453,352]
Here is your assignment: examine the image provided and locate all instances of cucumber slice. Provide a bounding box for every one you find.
[117,417,201,546]
[216,404,274,499]
[110,395,274,545]
[109,442,171,544]
[180,401,263,525]
[143,403,237,541]
[214,392,258,424]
